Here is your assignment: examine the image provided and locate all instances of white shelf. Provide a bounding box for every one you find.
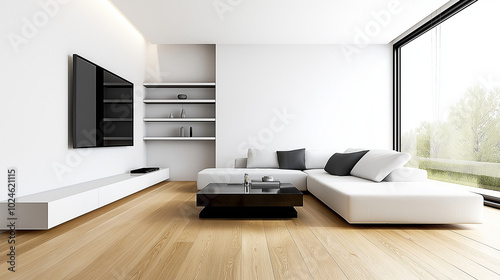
[144,118,215,122]
[144,82,215,88]
[144,137,216,141]
[0,169,169,230]
[144,99,215,104]
[144,80,216,144]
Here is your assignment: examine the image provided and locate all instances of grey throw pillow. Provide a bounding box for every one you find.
[324,150,369,176]
[277,148,306,170]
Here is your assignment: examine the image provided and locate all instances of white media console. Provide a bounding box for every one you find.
[0,168,169,230]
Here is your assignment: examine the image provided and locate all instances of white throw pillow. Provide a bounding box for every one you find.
[350,149,411,182]
[246,149,279,168]
[384,167,427,182]
[344,147,367,153]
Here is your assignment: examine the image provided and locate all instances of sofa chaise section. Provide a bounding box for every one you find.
[305,169,484,224]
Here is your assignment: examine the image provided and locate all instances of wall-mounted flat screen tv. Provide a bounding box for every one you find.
[72,54,133,148]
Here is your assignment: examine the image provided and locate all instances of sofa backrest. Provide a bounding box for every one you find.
[234,158,247,168]
[305,150,336,169]
[233,148,427,183]
[234,149,337,169]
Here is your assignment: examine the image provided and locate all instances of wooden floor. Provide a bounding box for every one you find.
[1,181,499,279]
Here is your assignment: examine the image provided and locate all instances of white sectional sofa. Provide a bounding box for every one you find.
[197,148,484,224]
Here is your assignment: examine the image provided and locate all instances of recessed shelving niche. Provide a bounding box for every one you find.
[143,44,216,180]
[143,82,216,141]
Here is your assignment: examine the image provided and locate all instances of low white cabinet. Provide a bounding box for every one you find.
[0,168,169,230]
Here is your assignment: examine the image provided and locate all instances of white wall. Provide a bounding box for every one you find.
[216,45,393,167]
[0,0,147,200]
[146,44,216,83]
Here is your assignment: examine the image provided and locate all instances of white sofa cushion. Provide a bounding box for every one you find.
[384,167,427,182]
[247,149,279,168]
[304,169,483,224]
[350,149,411,182]
[305,150,336,169]
[197,168,307,191]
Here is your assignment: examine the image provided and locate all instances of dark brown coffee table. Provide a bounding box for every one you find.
[196,183,303,218]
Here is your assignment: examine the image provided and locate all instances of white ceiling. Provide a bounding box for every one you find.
[109,0,451,44]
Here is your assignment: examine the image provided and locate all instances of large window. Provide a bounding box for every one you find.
[395,0,500,204]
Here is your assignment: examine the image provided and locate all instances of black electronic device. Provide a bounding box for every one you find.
[72,54,134,148]
[130,167,160,174]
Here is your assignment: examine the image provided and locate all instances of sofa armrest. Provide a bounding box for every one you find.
[235,158,248,168]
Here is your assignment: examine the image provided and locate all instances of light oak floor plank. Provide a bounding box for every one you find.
[241,220,275,280]
[393,229,500,279]
[298,197,424,280]
[362,229,473,280]
[263,220,313,280]
[0,181,498,280]
[448,206,500,250]
[283,219,347,280]
[430,229,500,274]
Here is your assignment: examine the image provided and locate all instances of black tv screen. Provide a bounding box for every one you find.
[72,54,133,148]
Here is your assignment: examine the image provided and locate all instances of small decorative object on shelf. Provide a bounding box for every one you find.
[177,93,187,100]
[190,127,193,137]
[168,113,174,118]
[180,105,186,118]
[180,127,185,137]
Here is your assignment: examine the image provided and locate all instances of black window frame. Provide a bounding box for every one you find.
[392,0,500,208]
[393,0,477,151]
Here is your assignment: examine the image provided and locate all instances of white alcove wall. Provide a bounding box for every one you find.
[216,44,393,167]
